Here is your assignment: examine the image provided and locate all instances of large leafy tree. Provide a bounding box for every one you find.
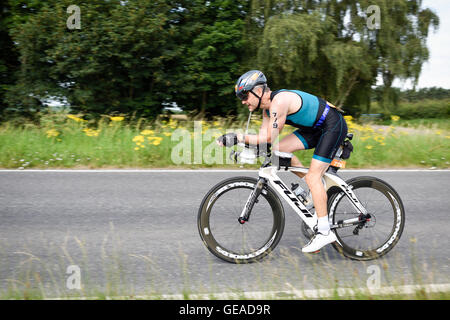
[6,0,249,119]
[248,0,439,115]
[8,0,177,118]
[165,0,248,117]
[0,2,18,119]
[1,0,49,120]
[366,0,439,113]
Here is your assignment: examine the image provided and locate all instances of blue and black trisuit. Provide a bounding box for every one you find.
[267,89,348,164]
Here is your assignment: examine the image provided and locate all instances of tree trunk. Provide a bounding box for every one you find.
[381,71,394,113]
[335,70,359,109]
[201,91,207,114]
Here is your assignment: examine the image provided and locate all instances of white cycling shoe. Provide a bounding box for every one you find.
[302,230,337,253]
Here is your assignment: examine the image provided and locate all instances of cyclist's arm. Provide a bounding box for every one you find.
[239,100,287,145]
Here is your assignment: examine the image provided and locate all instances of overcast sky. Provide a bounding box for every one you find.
[394,0,450,89]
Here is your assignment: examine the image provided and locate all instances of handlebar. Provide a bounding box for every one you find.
[229,143,272,165]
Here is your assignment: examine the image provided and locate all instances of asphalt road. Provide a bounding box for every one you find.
[0,170,449,297]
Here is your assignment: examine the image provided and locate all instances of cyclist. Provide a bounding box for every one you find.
[217,70,348,253]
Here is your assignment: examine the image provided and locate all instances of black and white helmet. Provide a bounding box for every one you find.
[235,70,267,100]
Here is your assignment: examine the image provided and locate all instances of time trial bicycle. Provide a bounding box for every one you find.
[197,133,405,263]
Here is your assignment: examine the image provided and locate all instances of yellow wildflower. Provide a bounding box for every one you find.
[67,114,85,122]
[435,131,442,135]
[83,128,100,137]
[365,145,373,150]
[141,129,155,135]
[132,135,145,143]
[147,136,163,146]
[46,129,60,138]
[344,115,354,122]
[110,116,124,122]
[168,119,178,129]
[391,115,400,122]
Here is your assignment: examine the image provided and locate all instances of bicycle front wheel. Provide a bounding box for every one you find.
[328,176,405,260]
[198,176,285,263]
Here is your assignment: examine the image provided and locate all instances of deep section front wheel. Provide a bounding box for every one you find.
[198,176,285,263]
[328,176,405,260]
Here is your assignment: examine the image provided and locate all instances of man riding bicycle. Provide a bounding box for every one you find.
[217,70,348,253]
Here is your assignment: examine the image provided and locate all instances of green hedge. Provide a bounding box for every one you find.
[370,99,450,120]
[395,99,450,119]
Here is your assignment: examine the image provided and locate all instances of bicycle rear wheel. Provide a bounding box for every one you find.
[198,176,285,263]
[328,176,405,260]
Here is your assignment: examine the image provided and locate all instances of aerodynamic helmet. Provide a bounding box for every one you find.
[235,70,267,101]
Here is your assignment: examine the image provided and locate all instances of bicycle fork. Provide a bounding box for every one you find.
[238,177,267,224]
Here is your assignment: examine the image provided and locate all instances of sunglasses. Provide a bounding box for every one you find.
[237,89,258,101]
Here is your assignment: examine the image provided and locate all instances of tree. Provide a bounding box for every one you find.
[3,0,440,120]
[165,0,248,117]
[6,0,250,119]
[246,0,439,115]
[366,0,439,113]
[7,0,178,118]
[0,1,18,120]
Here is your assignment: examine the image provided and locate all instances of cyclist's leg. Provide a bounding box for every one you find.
[305,159,330,218]
[305,109,348,219]
[274,131,308,179]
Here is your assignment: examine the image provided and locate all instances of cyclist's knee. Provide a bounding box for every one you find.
[305,165,326,186]
[305,171,320,186]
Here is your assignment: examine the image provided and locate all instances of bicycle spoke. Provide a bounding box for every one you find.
[330,178,404,260]
[204,183,278,258]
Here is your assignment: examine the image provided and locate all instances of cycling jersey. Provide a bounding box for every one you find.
[267,89,348,163]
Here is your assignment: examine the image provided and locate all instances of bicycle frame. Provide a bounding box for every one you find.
[239,165,369,232]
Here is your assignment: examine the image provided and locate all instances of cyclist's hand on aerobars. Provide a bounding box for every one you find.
[216,133,238,147]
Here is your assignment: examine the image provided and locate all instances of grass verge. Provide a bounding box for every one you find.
[0,112,448,170]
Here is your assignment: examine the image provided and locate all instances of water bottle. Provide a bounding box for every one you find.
[291,183,314,210]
